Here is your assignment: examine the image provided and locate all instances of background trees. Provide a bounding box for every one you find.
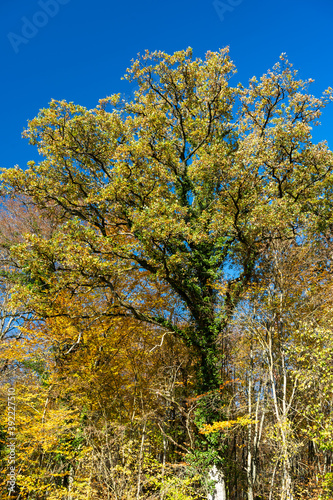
[1,48,333,499]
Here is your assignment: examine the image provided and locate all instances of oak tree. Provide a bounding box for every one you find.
[1,48,332,392]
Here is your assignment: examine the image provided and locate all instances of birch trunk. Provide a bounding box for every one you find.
[208,465,226,500]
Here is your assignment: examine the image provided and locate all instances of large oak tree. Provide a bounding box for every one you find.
[1,47,333,393]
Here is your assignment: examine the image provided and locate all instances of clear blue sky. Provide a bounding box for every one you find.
[1,0,333,170]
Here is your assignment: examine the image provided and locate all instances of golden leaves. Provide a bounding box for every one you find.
[199,415,259,435]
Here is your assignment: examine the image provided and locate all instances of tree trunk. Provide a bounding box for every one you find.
[68,466,74,500]
[136,420,146,499]
[208,465,226,500]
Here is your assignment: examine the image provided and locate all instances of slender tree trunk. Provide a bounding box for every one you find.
[136,420,147,499]
[269,461,278,500]
[68,466,74,500]
[247,346,254,500]
[246,339,266,500]
[160,427,167,500]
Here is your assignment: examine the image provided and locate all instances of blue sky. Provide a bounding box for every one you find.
[1,0,333,170]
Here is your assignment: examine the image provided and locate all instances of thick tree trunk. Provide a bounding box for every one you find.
[208,465,226,500]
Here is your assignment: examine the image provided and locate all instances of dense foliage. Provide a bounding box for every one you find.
[1,48,333,499]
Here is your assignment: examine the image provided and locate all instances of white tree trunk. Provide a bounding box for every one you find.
[208,465,226,500]
[68,466,74,500]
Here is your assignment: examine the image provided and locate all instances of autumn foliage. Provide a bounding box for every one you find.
[1,48,333,499]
